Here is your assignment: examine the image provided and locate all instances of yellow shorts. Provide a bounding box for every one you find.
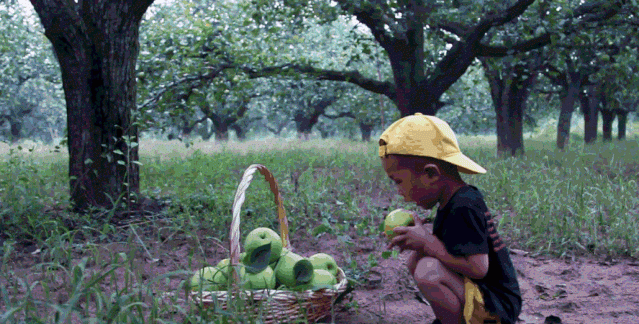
[463,277,501,324]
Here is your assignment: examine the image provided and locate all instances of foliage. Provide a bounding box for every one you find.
[0,2,64,143]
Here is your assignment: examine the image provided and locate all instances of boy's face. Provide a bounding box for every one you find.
[381,156,442,210]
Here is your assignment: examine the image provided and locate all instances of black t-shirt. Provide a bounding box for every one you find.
[433,185,522,324]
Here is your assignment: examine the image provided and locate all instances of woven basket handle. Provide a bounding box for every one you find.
[229,164,292,282]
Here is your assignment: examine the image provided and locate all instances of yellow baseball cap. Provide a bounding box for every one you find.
[379,113,486,174]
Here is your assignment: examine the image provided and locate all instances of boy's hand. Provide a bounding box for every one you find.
[386,213,439,255]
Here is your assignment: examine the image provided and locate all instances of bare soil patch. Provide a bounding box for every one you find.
[3,217,639,324]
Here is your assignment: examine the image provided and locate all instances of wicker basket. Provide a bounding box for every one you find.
[191,164,349,323]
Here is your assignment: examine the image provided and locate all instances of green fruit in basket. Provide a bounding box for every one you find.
[244,227,283,264]
[274,251,314,288]
[384,209,415,240]
[241,265,276,290]
[190,266,231,291]
[309,253,339,278]
[216,258,230,268]
[291,269,337,291]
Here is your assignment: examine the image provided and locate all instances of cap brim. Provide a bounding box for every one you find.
[442,154,486,174]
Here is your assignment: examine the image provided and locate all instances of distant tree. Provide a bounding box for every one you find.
[0,2,63,144]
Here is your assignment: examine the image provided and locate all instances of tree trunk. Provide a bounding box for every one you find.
[230,124,247,141]
[556,79,580,150]
[481,58,531,157]
[214,124,229,141]
[616,109,628,140]
[387,25,429,116]
[508,79,529,156]
[359,122,373,141]
[10,121,21,143]
[601,109,615,141]
[580,85,599,144]
[30,0,153,211]
[293,97,336,141]
[297,131,311,140]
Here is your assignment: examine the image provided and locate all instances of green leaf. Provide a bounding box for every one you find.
[244,242,271,274]
[293,258,314,284]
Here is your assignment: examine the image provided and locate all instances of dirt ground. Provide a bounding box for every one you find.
[3,219,639,324]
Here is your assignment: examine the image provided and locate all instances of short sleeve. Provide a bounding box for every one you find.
[439,205,489,256]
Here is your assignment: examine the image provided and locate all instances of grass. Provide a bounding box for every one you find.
[1,123,638,323]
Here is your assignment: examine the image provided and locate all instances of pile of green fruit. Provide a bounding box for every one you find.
[190,227,343,292]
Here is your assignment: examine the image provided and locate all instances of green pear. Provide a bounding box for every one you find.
[244,227,283,264]
[384,209,415,239]
[216,258,230,268]
[190,266,228,291]
[309,253,339,278]
[290,269,337,291]
[274,251,314,287]
[218,253,247,266]
[241,265,276,290]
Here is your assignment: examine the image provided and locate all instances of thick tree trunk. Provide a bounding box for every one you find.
[616,110,628,140]
[601,109,615,141]
[580,85,599,144]
[30,0,153,211]
[481,58,531,157]
[556,80,580,150]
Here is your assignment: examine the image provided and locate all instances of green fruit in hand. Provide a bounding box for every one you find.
[241,265,276,290]
[244,227,283,264]
[274,251,314,287]
[384,209,415,240]
[291,269,337,291]
[309,253,339,278]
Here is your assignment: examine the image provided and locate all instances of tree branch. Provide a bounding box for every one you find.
[477,33,551,57]
[242,64,396,101]
[334,0,396,49]
[139,63,231,110]
[324,112,356,119]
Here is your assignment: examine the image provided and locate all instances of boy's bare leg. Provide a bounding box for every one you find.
[413,257,465,324]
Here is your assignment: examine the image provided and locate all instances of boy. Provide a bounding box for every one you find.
[379,113,521,324]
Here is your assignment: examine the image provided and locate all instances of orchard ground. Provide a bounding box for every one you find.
[1,118,638,323]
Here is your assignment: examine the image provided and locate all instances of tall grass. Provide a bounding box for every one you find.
[1,124,638,322]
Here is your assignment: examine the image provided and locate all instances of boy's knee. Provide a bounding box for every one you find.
[413,257,444,287]
[406,250,422,276]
